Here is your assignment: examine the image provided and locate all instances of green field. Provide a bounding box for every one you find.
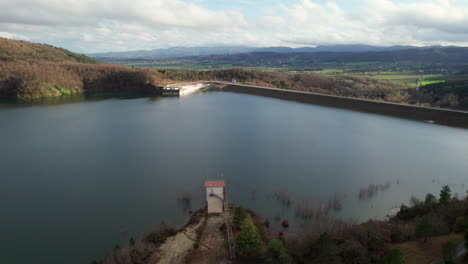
[420,75,449,85]
[118,59,463,90]
[372,72,421,88]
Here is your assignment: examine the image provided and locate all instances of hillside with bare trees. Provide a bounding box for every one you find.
[1,38,467,110]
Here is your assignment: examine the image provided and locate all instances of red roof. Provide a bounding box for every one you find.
[204,180,225,188]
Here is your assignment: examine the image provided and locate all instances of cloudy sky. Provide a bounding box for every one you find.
[1,0,468,53]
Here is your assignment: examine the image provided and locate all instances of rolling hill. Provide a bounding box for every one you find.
[0,37,173,98]
[140,47,468,67]
[0,38,98,63]
[88,44,424,59]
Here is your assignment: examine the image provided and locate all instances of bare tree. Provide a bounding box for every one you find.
[177,187,193,213]
[272,189,293,207]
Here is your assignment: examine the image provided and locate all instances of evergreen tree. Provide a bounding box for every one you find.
[264,239,293,264]
[233,206,248,229]
[416,217,433,243]
[235,215,263,257]
[424,193,437,205]
[440,185,451,203]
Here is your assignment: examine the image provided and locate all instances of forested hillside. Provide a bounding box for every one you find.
[1,38,467,110]
[0,38,184,98]
[0,38,98,63]
[127,47,468,67]
[0,38,404,100]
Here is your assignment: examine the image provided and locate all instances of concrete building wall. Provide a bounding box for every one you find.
[206,186,224,214]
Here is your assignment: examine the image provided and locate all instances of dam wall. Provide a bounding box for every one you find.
[219,83,468,129]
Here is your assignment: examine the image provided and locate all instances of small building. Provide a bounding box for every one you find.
[205,180,225,214]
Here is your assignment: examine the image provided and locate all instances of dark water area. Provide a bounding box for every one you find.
[0,91,467,264]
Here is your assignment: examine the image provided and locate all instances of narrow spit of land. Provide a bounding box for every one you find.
[148,212,227,264]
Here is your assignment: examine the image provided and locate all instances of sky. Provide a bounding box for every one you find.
[1,0,468,53]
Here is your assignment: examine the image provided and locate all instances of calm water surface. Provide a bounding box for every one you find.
[0,91,468,264]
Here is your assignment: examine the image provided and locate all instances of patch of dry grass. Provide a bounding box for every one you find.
[392,233,463,264]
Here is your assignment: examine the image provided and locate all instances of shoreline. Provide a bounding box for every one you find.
[2,82,467,128]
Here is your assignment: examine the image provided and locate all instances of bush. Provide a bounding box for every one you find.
[235,215,263,257]
[415,217,433,243]
[347,221,391,252]
[339,239,370,264]
[143,222,177,246]
[264,239,293,264]
[425,193,437,205]
[382,249,405,264]
[388,222,416,242]
[455,216,468,232]
[464,229,468,250]
[442,241,456,264]
[233,206,248,229]
[317,232,342,264]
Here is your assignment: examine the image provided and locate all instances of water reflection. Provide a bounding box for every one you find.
[0,92,162,108]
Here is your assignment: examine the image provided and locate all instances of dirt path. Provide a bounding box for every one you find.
[150,216,205,264]
[187,214,226,264]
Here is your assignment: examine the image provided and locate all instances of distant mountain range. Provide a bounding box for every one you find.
[89,46,254,59]
[89,44,450,59]
[169,47,468,65]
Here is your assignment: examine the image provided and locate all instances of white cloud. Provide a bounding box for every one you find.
[254,0,468,47]
[0,31,30,40]
[0,0,468,52]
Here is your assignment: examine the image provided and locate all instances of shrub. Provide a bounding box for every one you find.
[442,241,456,264]
[235,215,263,257]
[143,222,177,246]
[347,221,391,252]
[233,206,248,229]
[464,229,468,250]
[382,249,405,264]
[415,217,433,243]
[264,239,293,264]
[317,232,342,264]
[425,193,437,205]
[339,239,370,264]
[388,222,415,242]
[455,216,468,232]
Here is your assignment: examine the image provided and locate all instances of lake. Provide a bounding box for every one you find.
[1,91,467,264]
